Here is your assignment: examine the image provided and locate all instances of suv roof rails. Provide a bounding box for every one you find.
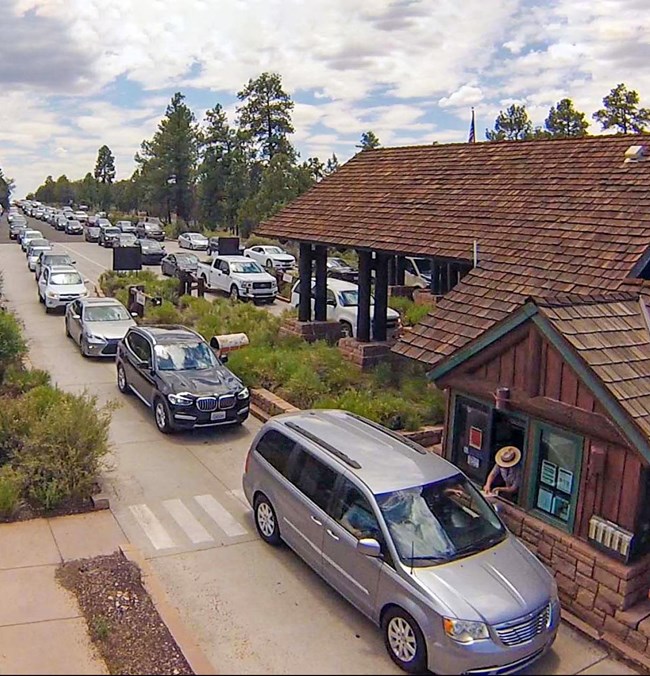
[344,412,428,455]
[284,420,362,469]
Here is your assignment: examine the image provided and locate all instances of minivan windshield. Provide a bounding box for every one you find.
[376,475,506,567]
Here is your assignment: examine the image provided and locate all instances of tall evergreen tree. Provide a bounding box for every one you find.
[0,168,14,210]
[136,92,199,224]
[486,104,533,141]
[356,131,381,150]
[236,72,295,161]
[94,145,116,183]
[324,153,340,175]
[35,175,56,203]
[593,83,650,134]
[76,173,99,207]
[545,98,589,138]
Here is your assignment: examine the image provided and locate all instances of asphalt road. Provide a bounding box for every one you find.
[0,212,640,675]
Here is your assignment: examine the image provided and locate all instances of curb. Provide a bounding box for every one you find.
[120,543,216,675]
[562,608,650,673]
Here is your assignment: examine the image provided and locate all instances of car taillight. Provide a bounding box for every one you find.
[244,448,253,474]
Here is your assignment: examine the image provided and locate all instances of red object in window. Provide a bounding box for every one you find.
[469,426,483,450]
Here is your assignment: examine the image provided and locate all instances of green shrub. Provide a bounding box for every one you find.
[388,296,433,326]
[0,466,23,518]
[0,311,26,377]
[140,300,182,325]
[5,386,113,511]
[244,235,281,248]
[277,365,329,409]
[0,365,50,396]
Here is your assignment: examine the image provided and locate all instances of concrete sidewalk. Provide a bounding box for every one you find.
[0,511,128,675]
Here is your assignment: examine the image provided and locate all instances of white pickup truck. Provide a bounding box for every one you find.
[197,255,278,303]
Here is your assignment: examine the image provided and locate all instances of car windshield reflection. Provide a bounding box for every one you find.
[231,261,263,274]
[51,273,83,285]
[84,306,131,322]
[376,475,506,567]
[154,341,218,371]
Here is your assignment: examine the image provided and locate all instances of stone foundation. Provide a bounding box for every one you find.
[338,338,393,370]
[388,285,415,300]
[250,388,299,417]
[400,425,444,448]
[279,318,343,344]
[498,501,650,654]
[413,289,438,306]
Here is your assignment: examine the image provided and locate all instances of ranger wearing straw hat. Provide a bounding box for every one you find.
[483,446,522,501]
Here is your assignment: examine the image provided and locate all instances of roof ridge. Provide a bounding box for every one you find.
[529,291,640,307]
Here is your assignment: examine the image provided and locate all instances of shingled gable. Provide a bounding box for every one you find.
[255,134,650,366]
[430,292,650,462]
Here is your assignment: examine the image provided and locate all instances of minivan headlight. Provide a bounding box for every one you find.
[443,618,489,644]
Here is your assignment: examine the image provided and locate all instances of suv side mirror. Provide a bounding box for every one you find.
[356,538,382,558]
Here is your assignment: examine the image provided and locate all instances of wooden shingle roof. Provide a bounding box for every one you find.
[256,135,650,366]
[537,294,650,439]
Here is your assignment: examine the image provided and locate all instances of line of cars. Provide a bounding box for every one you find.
[6,210,251,435]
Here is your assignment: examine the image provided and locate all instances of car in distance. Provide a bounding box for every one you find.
[65,297,136,357]
[116,220,136,233]
[290,277,401,339]
[26,239,52,270]
[35,252,76,281]
[99,225,122,247]
[161,252,199,277]
[115,325,250,433]
[115,232,139,248]
[37,265,88,313]
[65,219,83,235]
[9,220,28,240]
[244,244,295,271]
[135,220,165,241]
[327,256,359,283]
[54,215,69,231]
[243,409,560,675]
[197,255,277,303]
[21,229,44,252]
[84,223,101,242]
[137,238,166,264]
[178,232,209,251]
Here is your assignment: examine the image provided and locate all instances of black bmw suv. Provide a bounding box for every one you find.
[116,325,250,433]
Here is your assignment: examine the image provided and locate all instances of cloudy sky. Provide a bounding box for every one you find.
[2,0,650,196]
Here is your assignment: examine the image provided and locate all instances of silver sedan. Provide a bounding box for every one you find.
[65,297,136,357]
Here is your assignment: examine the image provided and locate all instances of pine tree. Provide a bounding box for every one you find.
[593,83,650,134]
[545,98,589,138]
[356,131,381,150]
[485,105,533,141]
[0,168,14,210]
[236,72,295,161]
[94,145,116,183]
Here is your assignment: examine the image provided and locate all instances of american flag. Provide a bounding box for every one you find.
[468,107,476,143]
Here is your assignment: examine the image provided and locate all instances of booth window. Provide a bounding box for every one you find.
[451,396,492,485]
[529,423,583,531]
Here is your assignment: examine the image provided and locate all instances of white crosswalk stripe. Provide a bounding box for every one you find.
[163,498,214,544]
[195,494,248,538]
[129,504,176,550]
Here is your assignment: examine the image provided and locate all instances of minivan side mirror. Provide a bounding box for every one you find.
[357,538,382,558]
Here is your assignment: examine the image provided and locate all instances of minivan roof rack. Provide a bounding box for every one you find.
[344,412,428,455]
[284,421,362,469]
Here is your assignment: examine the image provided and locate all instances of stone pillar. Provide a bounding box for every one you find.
[357,250,372,342]
[313,244,328,321]
[373,253,389,342]
[298,242,313,322]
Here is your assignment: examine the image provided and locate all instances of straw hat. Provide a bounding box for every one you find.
[495,446,521,468]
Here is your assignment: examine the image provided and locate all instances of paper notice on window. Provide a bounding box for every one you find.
[556,468,573,494]
[537,487,553,513]
[540,460,557,487]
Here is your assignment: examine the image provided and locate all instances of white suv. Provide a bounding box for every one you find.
[290,277,401,338]
[38,265,89,313]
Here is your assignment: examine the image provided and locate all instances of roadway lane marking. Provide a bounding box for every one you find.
[163,498,214,544]
[54,242,107,273]
[129,504,176,549]
[195,494,248,538]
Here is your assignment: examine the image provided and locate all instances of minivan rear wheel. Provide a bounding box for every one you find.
[254,494,281,546]
[382,608,427,674]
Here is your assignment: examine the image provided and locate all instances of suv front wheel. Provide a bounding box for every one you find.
[382,608,427,674]
[153,396,173,434]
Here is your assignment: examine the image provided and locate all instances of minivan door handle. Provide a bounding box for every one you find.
[310,515,322,526]
[326,529,339,541]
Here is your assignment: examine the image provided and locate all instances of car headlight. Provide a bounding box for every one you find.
[46,291,59,299]
[237,387,249,400]
[443,618,489,644]
[241,281,252,288]
[84,333,105,344]
[167,392,193,406]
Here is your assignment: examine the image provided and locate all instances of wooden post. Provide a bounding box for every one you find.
[357,250,372,342]
[373,253,389,342]
[314,245,328,321]
[298,242,313,322]
[396,256,406,285]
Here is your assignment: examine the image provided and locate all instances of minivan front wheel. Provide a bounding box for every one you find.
[254,494,281,546]
[382,608,427,674]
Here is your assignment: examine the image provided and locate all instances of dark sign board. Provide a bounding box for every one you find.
[113,246,142,271]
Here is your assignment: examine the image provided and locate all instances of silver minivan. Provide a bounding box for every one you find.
[243,410,559,675]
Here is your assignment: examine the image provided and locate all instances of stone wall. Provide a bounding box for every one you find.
[250,388,299,417]
[338,337,394,370]
[279,318,343,344]
[499,501,650,654]
[400,425,444,447]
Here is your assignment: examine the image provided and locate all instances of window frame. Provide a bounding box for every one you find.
[526,421,584,533]
[288,446,340,516]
